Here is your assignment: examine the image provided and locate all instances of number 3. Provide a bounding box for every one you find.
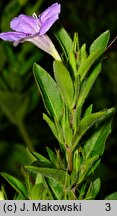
[105,203,111,211]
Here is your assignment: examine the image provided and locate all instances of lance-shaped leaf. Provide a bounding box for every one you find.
[85,178,101,199]
[25,166,66,185]
[83,108,114,159]
[0,173,28,199]
[61,106,73,147]
[45,178,64,200]
[53,61,74,109]
[33,63,63,120]
[79,43,87,62]
[43,114,65,145]
[78,183,87,199]
[78,49,102,81]
[83,104,93,117]
[77,63,101,108]
[72,110,110,152]
[68,32,79,77]
[43,113,59,142]
[79,31,110,84]
[46,147,57,167]
[26,148,52,167]
[90,30,110,54]
[78,155,99,184]
[53,24,73,58]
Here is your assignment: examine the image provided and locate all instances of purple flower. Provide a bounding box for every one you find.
[0,3,61,60]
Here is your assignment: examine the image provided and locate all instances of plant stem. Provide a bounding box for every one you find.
[17,121,34,151]
[67,147,73,174]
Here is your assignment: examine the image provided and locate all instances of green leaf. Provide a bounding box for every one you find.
[83,108,114,159]
[53,24,73,58]
[43,114,63,144]
[78,183,87,199]
[78,49,103,81]
[30,184,43,200]
[83,104,93,117]
[53,61,74,109]
[31,160,52,169]
[72,110,108,152]
[33,63,63,120]
[72,74,81,109]
[78,155,99,184]
[79,43,87,61]
[31,174,50,199]
[90,30,110,54]
[68,32,79,77]
[77,63,101,108]
[25,173,32,199]
[25,166,66,185]
[43,113,59,141]
[0,173,28,199]
[45,178,64,200]
[61,106,73,146]
[104,192,117,200]
[26,148,52,167]
[73,149,81,174]
[85,178,101,199]
[46,147,57,167]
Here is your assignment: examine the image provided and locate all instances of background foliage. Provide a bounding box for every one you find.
[0,0,117,199]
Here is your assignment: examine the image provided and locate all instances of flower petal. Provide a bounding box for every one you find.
[39,3,61,35]
[26,34,53,53]
[26,34,61,60]
[0,32,26,42]
[10,14,41,34]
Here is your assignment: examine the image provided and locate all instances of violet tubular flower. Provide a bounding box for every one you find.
[0,3,61,60]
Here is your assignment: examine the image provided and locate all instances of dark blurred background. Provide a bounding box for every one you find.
[0,0,117,199]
